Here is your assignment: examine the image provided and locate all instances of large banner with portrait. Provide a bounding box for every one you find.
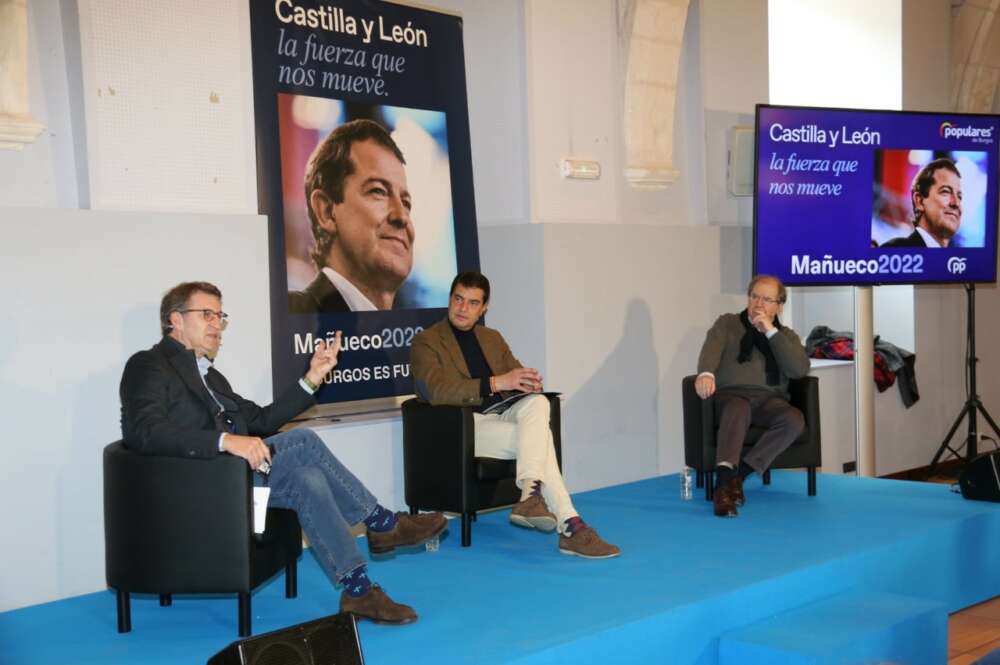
[249,0,480,407]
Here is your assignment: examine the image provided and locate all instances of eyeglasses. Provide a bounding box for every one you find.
[178,308,229,328]
[749,294,780,306]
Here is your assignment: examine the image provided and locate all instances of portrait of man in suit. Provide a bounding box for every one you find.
[881,158,962,248]
[289,119,414,313]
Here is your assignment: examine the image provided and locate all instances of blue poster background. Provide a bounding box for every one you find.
[249,0,480,404]
[754,105,1000,286]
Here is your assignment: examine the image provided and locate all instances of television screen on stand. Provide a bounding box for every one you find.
[754,104,1000,285]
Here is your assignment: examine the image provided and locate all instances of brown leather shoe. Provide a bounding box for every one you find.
[367,512,448,555]
[713,481,738,517]
[510,495,557,532]
[558,526,621,559]
[340,585,417,625]
[729,476,745,507]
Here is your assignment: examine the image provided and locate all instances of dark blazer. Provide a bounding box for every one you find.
[410,318,522,407]
[120,336,314,459]
[881,230,927,248]
[288,273,350,314]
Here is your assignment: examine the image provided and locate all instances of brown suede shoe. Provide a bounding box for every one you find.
[340,585,417,625]
[713,481,738,517]
[729,476,745,507]
[510,495,557,532]
[558,526,621,559]
[367,512,448,555]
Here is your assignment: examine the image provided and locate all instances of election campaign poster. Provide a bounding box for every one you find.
[249,0,480,408]
[755,105,1000,285]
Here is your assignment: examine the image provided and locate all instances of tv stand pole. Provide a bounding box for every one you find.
[854,286,876,476]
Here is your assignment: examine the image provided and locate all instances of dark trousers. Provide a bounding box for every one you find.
[714,388,805,473]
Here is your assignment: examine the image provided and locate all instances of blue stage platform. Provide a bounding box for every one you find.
[3,472,1000,664]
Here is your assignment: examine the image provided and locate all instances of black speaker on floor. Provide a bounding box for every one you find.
[207,612,364,665]
[960,451,1000,502]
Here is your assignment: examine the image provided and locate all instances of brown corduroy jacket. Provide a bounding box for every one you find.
[410,318,522,406]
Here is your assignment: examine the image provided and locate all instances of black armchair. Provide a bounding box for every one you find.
[681,375,821,500]
[401,395,562,547]
[103,441,302,637]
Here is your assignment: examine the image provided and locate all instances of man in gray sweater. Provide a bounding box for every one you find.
[695,275,811,517]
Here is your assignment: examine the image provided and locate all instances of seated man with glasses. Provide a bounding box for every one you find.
[120,281,446,624]
[694,274,811,518]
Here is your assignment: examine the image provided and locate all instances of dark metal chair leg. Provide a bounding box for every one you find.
[763,469,771,485]
[706,471,715,501]
[409,505,418,515]
[461,512,472,547]
[808,466,817,496]
[286,559,297,598]
[238,592,251,637]
[696,469,704,488]
[159,594,171,606]
[116,590,131,633]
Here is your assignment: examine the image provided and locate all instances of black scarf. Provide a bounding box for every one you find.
[738,309,782,386]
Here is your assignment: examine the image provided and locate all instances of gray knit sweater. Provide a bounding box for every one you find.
[696,313,811,396]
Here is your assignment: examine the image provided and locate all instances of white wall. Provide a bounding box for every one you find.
[524,0,620,225]
[77,0,257,213]
[541,224,723,488]
[3,0,995,613]
[769,0,902,109]
[0,208,273,610]
[435,0,531,226]
[700,0,764,231]
[521,0,709,229]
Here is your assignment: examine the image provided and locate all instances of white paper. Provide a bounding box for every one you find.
[252,486,271,534]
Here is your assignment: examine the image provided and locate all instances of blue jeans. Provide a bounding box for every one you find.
[253,428,377,582]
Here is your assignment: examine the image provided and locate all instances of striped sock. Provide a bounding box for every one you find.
[363,504,398,533]
[563,516,585,536]
[520,478,542,502]
[339,565,372,598]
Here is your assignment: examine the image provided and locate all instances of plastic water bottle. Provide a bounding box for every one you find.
[425,535,439,552]
[680,467,694,501]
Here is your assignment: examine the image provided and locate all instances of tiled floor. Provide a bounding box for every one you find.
[950,596,1000,664]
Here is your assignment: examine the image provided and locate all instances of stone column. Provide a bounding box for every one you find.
[951,0,1000,112]
[620,0,690,189]
[0,0,45,150]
